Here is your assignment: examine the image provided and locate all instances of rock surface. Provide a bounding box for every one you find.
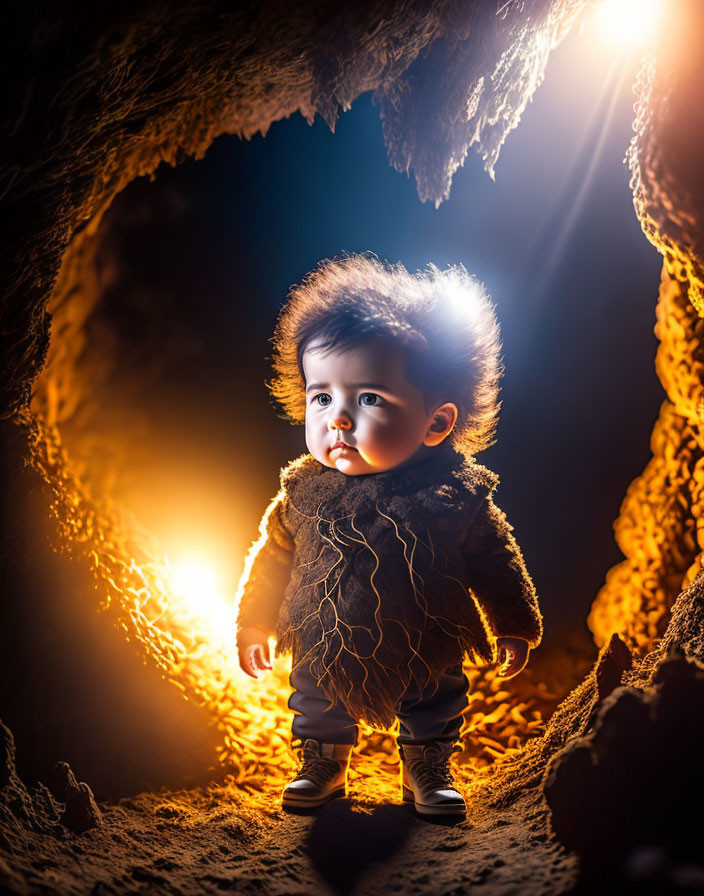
[0,717,577,896]
[544,652,704,885]
[48,762,102,834]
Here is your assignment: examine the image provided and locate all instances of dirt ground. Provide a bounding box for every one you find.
[1,774,577,896]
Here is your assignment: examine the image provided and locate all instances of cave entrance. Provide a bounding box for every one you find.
[17,13,666,805]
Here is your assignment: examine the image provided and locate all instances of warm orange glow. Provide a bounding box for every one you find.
[584,1,704,656]
[172,558,219,602]
[26,210,666,808]
[589,265,703,652]
[21,406,560,808]
[169,557,237,644]
[24,226,578,808]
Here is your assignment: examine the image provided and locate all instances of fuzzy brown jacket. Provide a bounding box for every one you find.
[236,443,542,727]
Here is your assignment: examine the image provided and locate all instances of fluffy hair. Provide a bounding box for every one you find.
[268,254,503,456]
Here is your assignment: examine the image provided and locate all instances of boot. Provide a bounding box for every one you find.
[399,741,466,817]
[282,738,353,809]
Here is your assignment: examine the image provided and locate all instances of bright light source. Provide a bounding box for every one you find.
[172,559,218,602]
[170,557,237,640]
[594,0,664,47]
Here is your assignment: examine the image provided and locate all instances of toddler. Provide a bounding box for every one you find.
[235,255,542,816]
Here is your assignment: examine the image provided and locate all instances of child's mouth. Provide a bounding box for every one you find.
[331,441,356,453]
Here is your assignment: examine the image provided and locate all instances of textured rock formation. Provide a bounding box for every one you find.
[591,0,704,656]
[469,633,632,812]
[47,762,102,834]
[1,720,100,840]
[0,721,62,837]
[544,653,704,881]
[628,1,704,316]
[543,551,704,875]
[660,569,704,662]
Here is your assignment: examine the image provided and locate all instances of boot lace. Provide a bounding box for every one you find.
[292,739,343,788]
[406,742,461,791]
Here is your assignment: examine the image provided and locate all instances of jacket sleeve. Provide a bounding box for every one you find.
[235,486,294,638]
[461,494,543,649]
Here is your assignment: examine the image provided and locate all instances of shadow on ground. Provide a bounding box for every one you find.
[305,801,417,894]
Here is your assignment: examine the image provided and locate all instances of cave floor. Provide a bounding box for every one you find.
[2,780,578,896]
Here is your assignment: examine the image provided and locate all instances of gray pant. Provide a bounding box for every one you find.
[288,660,469,746]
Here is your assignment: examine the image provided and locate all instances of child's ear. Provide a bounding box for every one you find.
[423,402,458,446]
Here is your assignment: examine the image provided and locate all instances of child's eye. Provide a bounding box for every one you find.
[359,392,382,407]
[314,393,332,406]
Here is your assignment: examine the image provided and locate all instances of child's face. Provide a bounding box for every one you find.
[302,337,450,475]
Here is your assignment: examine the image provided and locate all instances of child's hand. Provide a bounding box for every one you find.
[237,626,273,679]
[496,637,529,678]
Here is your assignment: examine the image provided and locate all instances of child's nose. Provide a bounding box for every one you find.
[328,414,351,431]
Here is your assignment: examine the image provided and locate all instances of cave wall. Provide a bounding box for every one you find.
[589,0,704,657]
[3,0,584,419]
